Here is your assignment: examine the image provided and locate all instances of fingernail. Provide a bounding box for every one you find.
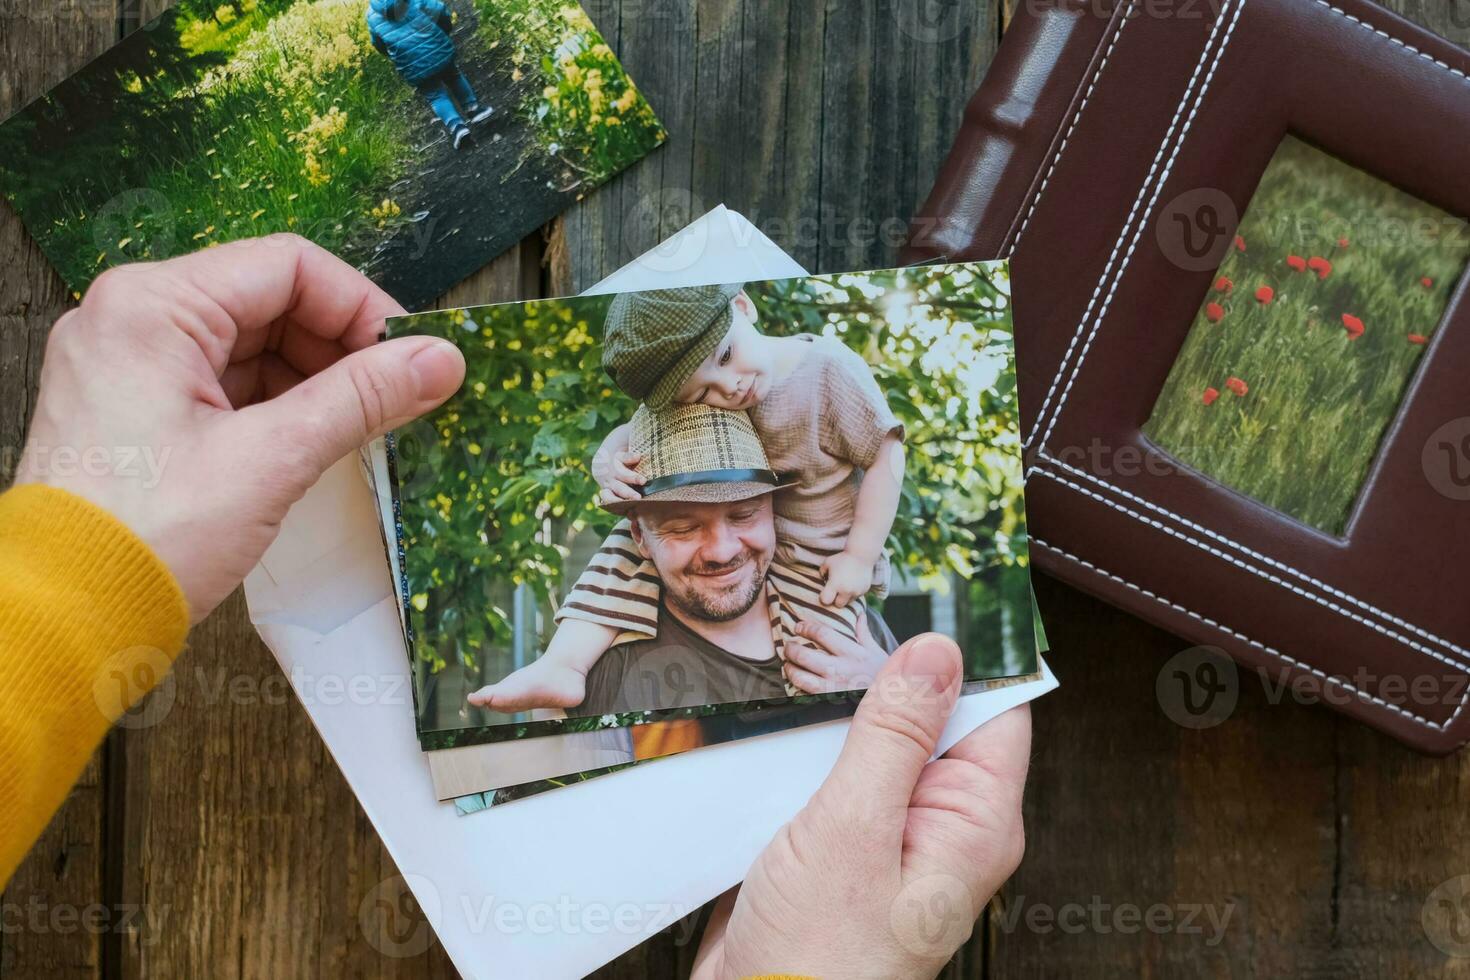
[903,634,962,695]
[411,339,465,400]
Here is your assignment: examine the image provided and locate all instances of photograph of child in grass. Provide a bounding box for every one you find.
[386,262,1038,749]
[1146,135,1470,536]
[0,0,664,311]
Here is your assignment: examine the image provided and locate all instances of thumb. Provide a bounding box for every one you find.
[811,633,962,837]
[244,335,464,474]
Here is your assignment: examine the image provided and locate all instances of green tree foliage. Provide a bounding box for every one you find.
[394,263,1023,672]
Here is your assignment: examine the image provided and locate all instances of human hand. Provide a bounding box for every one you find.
[694,634,1031,980]
[785,614,889,694]
[14,234,465,622]
[591,443,644,503]
[819,548,873,607]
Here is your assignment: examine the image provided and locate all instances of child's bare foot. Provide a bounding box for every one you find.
[466,660,588,712]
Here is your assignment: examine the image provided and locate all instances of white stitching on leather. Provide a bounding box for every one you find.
[1007,3,1135,258]
[1031,465,1470,673]
[1311,0,1470,82]
[1028,0,1470,731]
[1034,0,1247,452]
[1031,0,1470,448]
[1030,537,1469,731]
[1022,0,1242,450]
[1037,450,1470,662]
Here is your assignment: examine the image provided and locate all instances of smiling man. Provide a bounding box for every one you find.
[574,403,897,716]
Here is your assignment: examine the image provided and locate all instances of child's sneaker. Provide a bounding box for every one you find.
[452,124,472,150]
[467,106,494,125]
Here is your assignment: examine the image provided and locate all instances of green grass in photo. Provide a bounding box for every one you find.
[1143,136,1470,535]
[0,0,665,304]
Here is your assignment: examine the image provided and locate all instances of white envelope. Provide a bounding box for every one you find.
[244,206,1058,979]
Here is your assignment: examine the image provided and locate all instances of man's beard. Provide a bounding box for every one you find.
[663,550,768,623]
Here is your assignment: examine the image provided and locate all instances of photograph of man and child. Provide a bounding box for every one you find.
[390,262,1038,745]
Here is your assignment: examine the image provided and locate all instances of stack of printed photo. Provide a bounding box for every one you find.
[362,226,1049,817]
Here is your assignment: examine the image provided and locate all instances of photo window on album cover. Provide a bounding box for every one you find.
[1143,135,1470,537]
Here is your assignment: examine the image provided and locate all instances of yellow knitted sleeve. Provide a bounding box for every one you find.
[0,484,190,887]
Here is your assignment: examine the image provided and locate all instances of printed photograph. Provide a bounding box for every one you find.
[1145,135,1470,535]
[448,671,1043,814]
[0,0,665,311]
[386,262,1038,749]
[444,700,861,811]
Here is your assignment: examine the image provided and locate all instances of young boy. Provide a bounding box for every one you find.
[366,0,494,151]
[468,283,907,713]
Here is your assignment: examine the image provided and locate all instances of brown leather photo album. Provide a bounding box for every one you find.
[904,0,1470,751]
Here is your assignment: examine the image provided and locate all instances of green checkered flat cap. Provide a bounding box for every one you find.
[601,403,795,515]
[601,282,744,410]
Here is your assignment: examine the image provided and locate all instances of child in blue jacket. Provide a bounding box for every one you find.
[367,0,493,150]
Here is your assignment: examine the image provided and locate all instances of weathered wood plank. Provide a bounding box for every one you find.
[816,0,998,273]
[0,0,131,976]
[992,579,1341,976]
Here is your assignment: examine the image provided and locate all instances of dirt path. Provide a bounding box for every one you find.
[357,16,567,312]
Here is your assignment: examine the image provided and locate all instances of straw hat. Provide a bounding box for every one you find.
[601,403,794,515]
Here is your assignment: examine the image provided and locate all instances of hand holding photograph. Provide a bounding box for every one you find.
[384,261,1039,749]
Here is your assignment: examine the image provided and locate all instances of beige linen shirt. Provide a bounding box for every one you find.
[751,334,905,594]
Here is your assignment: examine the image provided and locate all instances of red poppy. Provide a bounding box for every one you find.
[1337,237,1350,248]
[1215,276,1234,294]
[1234,235,1247,253]
[1205,302,1226,323]
[1342,313,1365,340]
[1422,277,1435,289]
[1286,255,1307,273]
[1202,387,1221,406]
[1307,257,1332,280]
[1255,286,1275,305]
[1225,377,1248,397]
[1408,333,1428,345]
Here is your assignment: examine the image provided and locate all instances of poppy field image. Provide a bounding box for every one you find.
[1143,135,1470,535]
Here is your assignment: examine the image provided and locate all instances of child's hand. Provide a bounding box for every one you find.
[591,447,645,502]
[820,550,873,607]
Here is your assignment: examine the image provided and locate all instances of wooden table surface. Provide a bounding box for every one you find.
[4,0,1470,976]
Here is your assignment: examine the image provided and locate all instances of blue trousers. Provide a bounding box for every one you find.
[415,63,479,132]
